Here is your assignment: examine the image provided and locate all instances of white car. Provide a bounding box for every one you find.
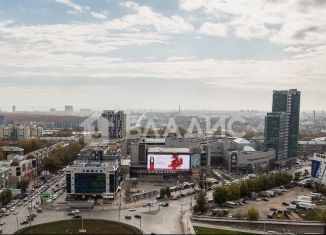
[13,210,18,215]
[128,208,136,212]
[0,221,5,225]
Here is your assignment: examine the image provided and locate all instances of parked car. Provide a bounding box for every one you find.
[73,215,82,219]
[128,208,136,212]
[282,202,290,206]
[20,220,29,225]
[0,221,5,225]
[125,215,132,220]
[134,214,141,219]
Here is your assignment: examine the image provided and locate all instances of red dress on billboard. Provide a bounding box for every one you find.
[168,154,183,170]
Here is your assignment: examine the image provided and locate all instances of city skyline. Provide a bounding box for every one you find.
[0,0,326,110]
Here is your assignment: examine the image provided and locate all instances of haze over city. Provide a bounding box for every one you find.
[0,0,326,110]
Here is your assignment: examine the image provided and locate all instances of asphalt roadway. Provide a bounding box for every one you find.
[2,194,192,234]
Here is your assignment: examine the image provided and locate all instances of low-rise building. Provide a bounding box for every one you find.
[4,155,37,185]
[298,138,326,158]
[223,146,275,173]
[66,161,120,199]
[1,146,24,158]
[66,145,121,199]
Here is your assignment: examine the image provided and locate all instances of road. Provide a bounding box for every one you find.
[2,192,192,234]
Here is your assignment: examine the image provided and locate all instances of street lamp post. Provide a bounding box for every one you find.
[139,216,142,233]
[16,214,19,231]
[118,191,122,222]
[29,198,33,227]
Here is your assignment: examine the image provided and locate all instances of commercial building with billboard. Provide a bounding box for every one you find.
[311,153,326,185]
[66,146,121,199]
[130,147,191,179]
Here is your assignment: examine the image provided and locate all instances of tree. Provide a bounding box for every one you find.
[165,187,171,198]
[0,150,5,161]
[17,179,29,193]
[247,207,259,220]
[199,181,204,190]
[0,189,12,206]
[160,187,166,199]
[194,191,208,214]
[213,187,229,205]
[207,181,213,190]
[43,141,83,173]
[240,182,250,198]
[227,183,241,201]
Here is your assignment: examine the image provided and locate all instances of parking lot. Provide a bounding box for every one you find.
[228,186,311,219]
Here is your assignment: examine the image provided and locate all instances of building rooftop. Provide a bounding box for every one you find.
[147,147,190,154]
[233,138,250,144]
[1,146,24,152]
[140,138,165,144]
[299,140,326,145]
[242,146,256,152]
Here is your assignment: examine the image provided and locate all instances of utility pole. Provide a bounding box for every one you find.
[16,214,19,231]
[118,191,121,222]
[29,198,33,227]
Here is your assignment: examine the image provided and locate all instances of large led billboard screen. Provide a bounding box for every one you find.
[147,153,190,172]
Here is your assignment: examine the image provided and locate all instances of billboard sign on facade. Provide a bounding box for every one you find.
[147,153,190,172]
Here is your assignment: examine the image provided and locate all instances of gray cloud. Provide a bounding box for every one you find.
[292,26,324,40]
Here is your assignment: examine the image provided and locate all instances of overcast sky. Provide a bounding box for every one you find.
[0,0,325,112]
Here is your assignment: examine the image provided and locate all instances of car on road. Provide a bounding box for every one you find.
[143,202,154,207]
[134,214,141,219]
[67,211,75,216]
[262,197,269,201]
[0,221,5,225]
[159,202,169,207]
[13,210,18,215]
[73,215,82,219]
[282,202,290,206]
[125,215,132,220]
[20,220,29,225]
[128,208,136,212]
[37,208,43,213]
[10,207,15,212]
[4,212,9,216]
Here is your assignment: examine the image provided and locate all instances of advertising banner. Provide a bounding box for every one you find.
[311,159,321,178]
[147,154,190,172]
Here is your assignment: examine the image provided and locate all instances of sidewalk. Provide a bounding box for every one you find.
[182,211,196,235]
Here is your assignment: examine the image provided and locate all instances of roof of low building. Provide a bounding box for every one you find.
[1,146,24,152]
[147,147,190,153]
[233,138,250,144]
[242,146,256,152]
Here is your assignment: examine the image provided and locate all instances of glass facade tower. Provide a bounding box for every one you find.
[265,89,301,166]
